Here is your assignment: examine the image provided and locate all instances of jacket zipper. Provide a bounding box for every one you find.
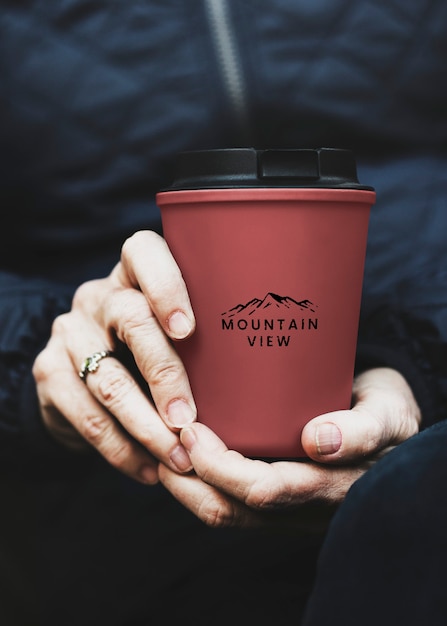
[203,0,251,139]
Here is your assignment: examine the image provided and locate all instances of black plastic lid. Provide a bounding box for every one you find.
[163,148,374,191]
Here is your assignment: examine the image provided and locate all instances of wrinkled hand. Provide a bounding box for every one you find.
[159,368,421,529]
[33,231,197,484]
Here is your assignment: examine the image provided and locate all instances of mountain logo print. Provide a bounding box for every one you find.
[221,292,317,317]
[221,293,319,348]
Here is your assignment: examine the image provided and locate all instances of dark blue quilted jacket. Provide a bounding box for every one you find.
[0,0,446,456]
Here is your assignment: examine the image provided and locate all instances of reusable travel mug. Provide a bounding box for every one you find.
[156,148,376,458]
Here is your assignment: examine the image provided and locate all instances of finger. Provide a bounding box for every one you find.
[81,350,193,474]
[177,423,365,510]
[53,290,196,471]
[34,347,160,485]
[100,286,197,432]
[301,367,421,464]
[118,231,195,340]
[158,466,257,528]
[159,463,339,532]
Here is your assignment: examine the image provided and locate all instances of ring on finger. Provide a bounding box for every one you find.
[79,350,114,383]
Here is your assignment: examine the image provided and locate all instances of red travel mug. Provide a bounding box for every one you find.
[157,148,376,458]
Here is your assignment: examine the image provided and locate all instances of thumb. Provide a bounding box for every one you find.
[301,368,421,464]
[301,409,384,463]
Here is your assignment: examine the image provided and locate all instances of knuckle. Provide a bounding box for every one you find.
[105,292,154,347]
[120,309,153,344]
[107,440,134,472]
[33,343,68,385]
[245,467,295,510]
[137,427,157,450]
[121,230,160,263]
[149,359,183,390]
[72,279,102,309]
[397,404,421,440]
[245,482,280,511]
[95,367,137,411]
[121,232,142,258]
[197,495,237,529]
[81,412,111,446]
[367,414,391,451]
[50,312,72,336]
[32,349,49,382]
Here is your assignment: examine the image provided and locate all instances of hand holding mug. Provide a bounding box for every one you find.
[158,367,421,529]
[33,231,197,484]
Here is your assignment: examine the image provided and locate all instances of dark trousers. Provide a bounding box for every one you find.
[3,420,447,626]
[303,420,447,626]
[0,444,323,626]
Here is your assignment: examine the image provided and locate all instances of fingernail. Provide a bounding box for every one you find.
[140,465,158,485]
[170,444,193,472]
[315,423,342,455]
[167,399,196,428]
[180,427,196,452]
[167,310,192,339]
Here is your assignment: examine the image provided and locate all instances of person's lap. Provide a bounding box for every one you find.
[303,420,447,626]
[0,447,324,626]
[5,420,447,625]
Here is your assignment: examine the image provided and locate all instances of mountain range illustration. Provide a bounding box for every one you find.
[222,292,317,317]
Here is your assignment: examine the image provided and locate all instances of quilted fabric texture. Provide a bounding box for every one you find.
[1,0,446,287]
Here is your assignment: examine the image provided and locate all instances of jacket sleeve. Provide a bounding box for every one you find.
[355,301,447,429]
[0,271,76,458]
